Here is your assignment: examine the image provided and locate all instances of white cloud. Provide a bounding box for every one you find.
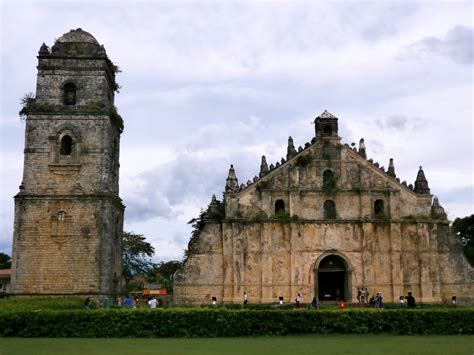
[0,0,472,261]
[404,25,474,65]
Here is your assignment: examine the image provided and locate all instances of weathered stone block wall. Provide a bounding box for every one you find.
[36,59,113,106]
[175,113,473,305]
[11,30,124,299]
[174,220,474,304]
[22,116,119,195]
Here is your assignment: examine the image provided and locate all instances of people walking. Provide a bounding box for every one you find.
[295,293,302,308]
[399,296,405,308]
[405,292,416,308]
[360,287,366,303]
[374,292,383,308]
[148,297,158,309]
[124,295,132,308]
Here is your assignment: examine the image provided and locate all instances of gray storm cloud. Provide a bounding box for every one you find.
[1,1,472,261]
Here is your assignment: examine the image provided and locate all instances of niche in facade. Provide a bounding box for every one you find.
[63,82,77,105]
[324,200,336,219]
[275,199,286,214]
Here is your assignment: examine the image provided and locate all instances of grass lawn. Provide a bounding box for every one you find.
[0,335,472,355]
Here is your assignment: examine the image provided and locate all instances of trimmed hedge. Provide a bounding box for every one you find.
[0,297,92,311]
[0,308,472,337]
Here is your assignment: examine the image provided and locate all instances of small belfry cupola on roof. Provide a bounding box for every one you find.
[314,110,338,138]
[414,166,431,194]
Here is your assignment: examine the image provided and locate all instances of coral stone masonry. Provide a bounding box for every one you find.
[174,111,474,305]
[10,29,124,300]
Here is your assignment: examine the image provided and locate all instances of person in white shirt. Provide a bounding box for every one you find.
[148,297,158,309]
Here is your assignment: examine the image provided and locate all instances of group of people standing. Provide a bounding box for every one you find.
[357,287,370,304]
[117,295,162,309]
[357,287,385,308]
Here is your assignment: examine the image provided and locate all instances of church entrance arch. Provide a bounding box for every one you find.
[314,253,351,302]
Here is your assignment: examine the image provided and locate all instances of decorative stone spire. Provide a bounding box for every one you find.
[207,194,221,216]
[431,196,447,220]
[286,136,297,160]
[387,158,396,178]
[414,166,430,194]
[259,155,269,178]
[17,181,26,195]
[38,43,50,56]
[225,164,239,193]
[358,138,366,158]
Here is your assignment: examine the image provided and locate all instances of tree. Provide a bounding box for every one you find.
[122,231,156,287]
[0,253,11,269]
[147,260,182,292]
[452,214,474,267]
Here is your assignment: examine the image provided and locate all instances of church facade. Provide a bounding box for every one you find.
[10,29,473,304]
[10,29,124,299]
[174,111,474,304]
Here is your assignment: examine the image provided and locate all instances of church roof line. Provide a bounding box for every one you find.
[318,109,338,119]
[227,125,429,197]
[230,135,317,193]
[342,144,424,196]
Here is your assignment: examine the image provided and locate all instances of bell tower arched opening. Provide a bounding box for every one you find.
[314,253,351,302]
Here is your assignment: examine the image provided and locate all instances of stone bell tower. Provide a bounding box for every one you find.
[10,29,124,300]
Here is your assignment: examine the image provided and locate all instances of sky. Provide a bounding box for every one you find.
[0,0,473,262]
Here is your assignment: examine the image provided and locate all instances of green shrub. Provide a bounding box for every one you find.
[322,175,338,195]
[251,211,268,222]
[256,180,270,191]
[0,297,88,311]
[295,155,311,167]
[0,308,472,337]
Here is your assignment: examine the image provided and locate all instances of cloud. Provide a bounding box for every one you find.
[375,115,425,132]
[121,111,315,224]
[404,25,474,65]
[0,1,472,262]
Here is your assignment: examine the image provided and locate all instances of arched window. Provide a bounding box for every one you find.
[63,83,77,105]
[323,169,336,189]
[323,125,332,135]
[324,200,336,219]
[60,135,73,155]
[275,199,285,214]
[374,199,384,216]
[57,211,66,221]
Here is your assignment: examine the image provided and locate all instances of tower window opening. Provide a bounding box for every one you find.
[324,200,337,219]
[374,199,384,216]
[63,83,77,105]
[60,135,73,155]
[275,199,286,214]
[323,125,332,135]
